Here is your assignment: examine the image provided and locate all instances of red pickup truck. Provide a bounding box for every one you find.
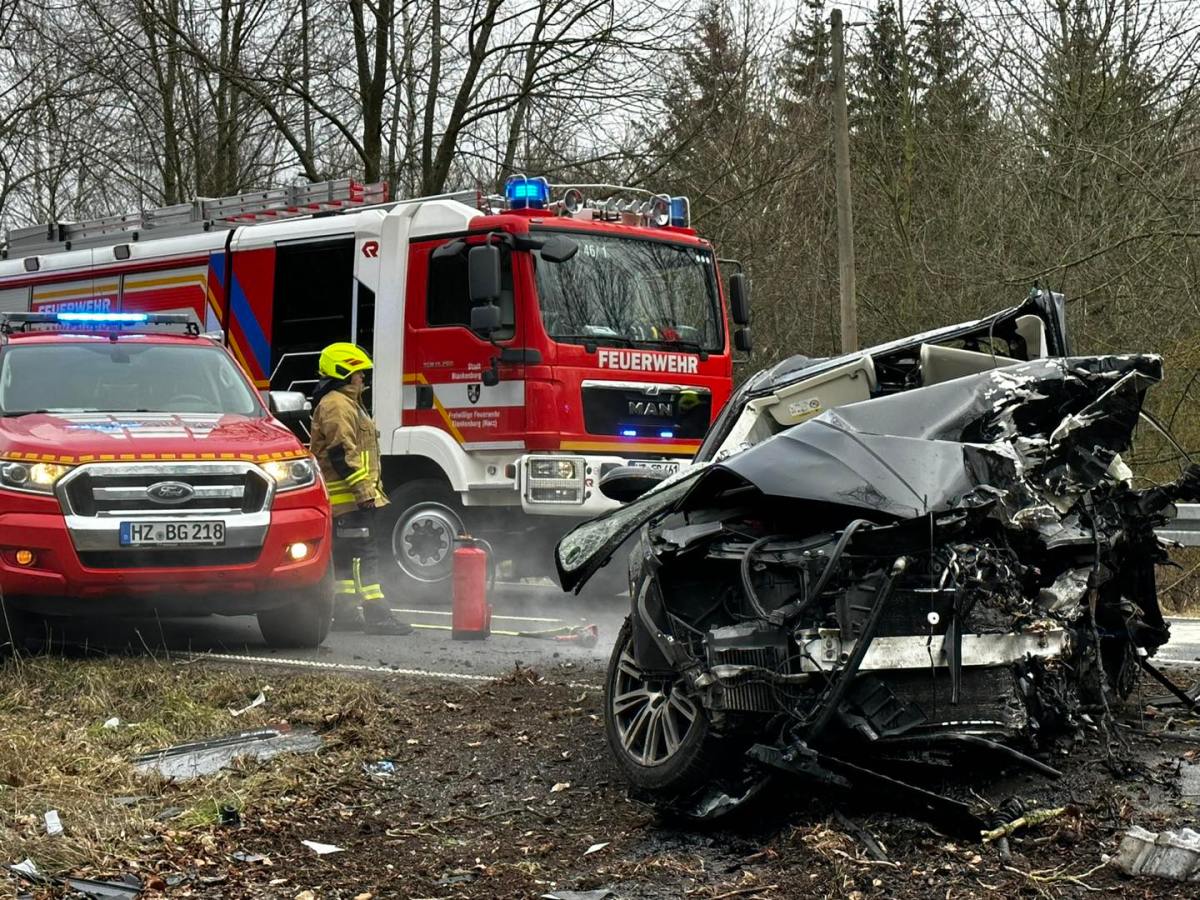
[0,313,333,650]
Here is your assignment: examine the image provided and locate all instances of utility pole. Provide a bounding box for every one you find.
[831,8,858,353]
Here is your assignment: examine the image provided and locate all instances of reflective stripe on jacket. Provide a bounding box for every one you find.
[309,384,388,517]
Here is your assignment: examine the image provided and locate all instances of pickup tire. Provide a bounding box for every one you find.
[380,479,466,601]
[256,567,334,649]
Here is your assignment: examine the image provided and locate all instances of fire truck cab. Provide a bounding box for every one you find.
[0,177,750,596]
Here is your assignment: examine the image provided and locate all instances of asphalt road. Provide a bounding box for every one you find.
[21,581,628,680]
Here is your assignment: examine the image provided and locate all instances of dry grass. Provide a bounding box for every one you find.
[0,655,393,876]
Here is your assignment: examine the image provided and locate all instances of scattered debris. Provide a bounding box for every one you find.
[584,842,609,856]
[132,727,322,780]
[551,782,570,793]
[436,870,478,886]
[300,840,344,855]
[102,717,120,729]
[228,688,268,717]
[9,860,39,879]
[64,875,141,899]
[833,810,889,862]
[218,804,241,828]
[362,759,397,778]
[231,851,268,864]
[541,891,616,900]
[1113,825,1200,882]
[43,810,62,837]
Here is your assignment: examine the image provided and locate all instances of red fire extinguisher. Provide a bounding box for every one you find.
[452,533,493,641]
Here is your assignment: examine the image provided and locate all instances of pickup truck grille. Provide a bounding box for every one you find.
[59,463,272,517]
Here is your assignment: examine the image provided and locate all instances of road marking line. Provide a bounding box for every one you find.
[391,608,563,624]
[186,651,601,691]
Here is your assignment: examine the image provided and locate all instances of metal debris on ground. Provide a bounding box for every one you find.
[231,851,268,864]
[300,840,344,855]
[583,842,609,856]
[64,875,141,899]
[541,891,617,900]
[1113,825,1200,881]
[833,810,889,861]
[362,759,396,778]
[132,727,322,780]
[43,810,62,836]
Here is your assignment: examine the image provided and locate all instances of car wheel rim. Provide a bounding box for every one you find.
[393,502,462,583]
[611,643,698,767]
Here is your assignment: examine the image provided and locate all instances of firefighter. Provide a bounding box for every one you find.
[310,343,412,635]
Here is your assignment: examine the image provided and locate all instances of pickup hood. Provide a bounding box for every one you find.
[0,412,303,461]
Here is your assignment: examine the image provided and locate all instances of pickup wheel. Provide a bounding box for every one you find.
[380,479,466,601]
[256,567,334,649]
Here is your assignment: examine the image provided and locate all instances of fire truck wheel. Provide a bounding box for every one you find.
[256,567,334,649]
[382,479,466,599]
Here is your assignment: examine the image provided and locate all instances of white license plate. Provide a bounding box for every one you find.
[119,520,226,547]
[628,459,681,475]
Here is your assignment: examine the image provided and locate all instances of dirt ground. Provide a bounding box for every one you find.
[4,656,1200,899]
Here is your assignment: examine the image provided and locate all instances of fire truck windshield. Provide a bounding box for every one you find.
[0,343,262,416]
[533,233,723,352]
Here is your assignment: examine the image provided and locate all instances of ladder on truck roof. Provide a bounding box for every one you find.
[2,179,398,259]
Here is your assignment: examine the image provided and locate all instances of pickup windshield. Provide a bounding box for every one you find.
[534,234,723,352]
[0,343,261,416]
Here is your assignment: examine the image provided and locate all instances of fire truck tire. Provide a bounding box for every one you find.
[382,479,466,599]
[256,567,334,649]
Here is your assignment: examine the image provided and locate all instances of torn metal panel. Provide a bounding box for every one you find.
[132,727,322,781]
[797,630,1067,673]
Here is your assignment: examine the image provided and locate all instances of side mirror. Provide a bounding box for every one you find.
[470,303,502,335]
[729,272,750,326]
[468,244,501,304]
[539,234,579,263]
[599,465,670,503]
[734,328,752,353]
[267,390,309,416]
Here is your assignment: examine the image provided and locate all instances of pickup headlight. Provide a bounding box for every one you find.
[0,461,72,494]
[261,457,317,491]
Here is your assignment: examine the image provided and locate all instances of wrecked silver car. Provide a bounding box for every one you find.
[556,292,1200,832]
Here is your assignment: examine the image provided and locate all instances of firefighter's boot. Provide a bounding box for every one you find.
[331,573,364,632]
[354,558,413,636]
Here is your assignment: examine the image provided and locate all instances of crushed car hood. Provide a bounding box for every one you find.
[557,348,1158,592]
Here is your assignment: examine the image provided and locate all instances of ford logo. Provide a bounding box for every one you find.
[146,481,195,504]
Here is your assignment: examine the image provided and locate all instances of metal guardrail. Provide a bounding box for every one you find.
[1160,504,1200,546]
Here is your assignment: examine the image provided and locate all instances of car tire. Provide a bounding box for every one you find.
[603,619,729,799]
[256,566,334,649]
[380,479,466,601]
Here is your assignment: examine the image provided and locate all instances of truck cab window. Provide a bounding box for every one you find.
[427,243,515,340]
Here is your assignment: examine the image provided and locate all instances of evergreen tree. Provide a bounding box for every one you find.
[913,0,985,135]
[781,0,829,109]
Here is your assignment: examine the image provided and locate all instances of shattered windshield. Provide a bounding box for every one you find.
[533,234,723,352]
[0,343,261,416]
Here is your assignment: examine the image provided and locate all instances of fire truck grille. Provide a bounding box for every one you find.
[582,384,711,439]
[59,463,272,517]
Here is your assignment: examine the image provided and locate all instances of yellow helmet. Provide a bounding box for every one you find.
[318,343,374,380]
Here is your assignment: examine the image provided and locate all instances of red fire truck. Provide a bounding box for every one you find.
[0,177,750,595]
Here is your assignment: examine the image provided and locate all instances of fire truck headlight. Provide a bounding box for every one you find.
[529,459,578,480]
[262,457,317,491]
[1,461,72,494]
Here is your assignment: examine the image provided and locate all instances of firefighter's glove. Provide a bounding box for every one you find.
[358,498,377,511]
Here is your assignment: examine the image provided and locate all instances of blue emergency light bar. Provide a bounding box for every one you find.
[0,311,201,335]
[505,175,550,210]
[57,312,148,323]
